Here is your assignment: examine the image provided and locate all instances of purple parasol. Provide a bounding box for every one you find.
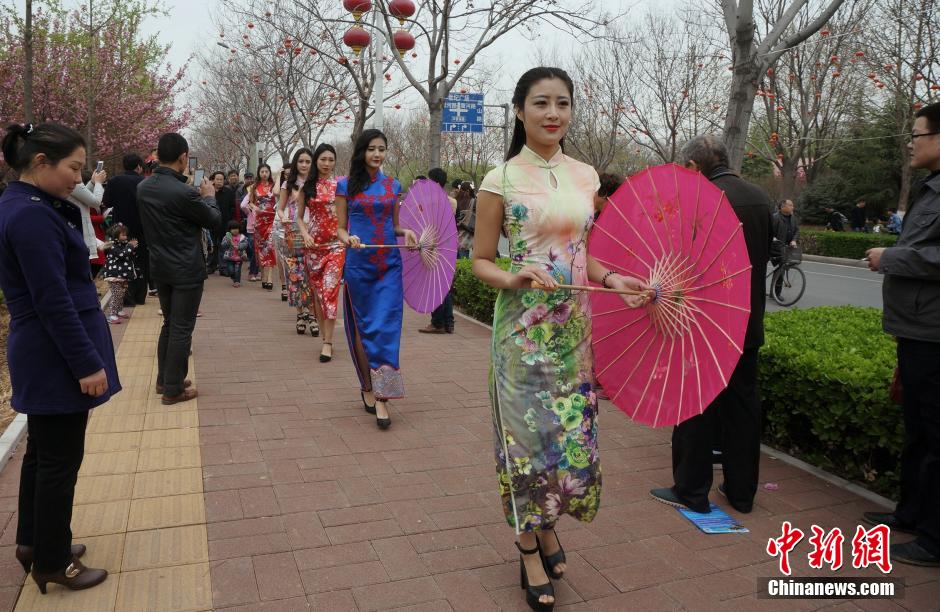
[397,179,458,313]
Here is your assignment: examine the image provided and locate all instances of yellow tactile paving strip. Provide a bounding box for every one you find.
[15,303,212,612]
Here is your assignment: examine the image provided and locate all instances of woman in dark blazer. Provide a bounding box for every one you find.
[0,123,116,593]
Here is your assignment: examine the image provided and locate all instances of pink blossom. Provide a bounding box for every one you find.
[520,304,548,328]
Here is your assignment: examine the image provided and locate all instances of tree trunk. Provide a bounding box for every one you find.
[23,0,35,123]
[723,64,762,173]
[780,158,799,200]
[428,96,444,169]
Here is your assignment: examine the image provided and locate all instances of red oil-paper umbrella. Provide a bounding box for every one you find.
[589,163,751,427]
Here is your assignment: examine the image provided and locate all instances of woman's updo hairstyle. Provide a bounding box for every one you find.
[506,67,575,161]
[1,122,86,172]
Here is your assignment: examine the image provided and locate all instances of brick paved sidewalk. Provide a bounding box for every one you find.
[0,274,936,610]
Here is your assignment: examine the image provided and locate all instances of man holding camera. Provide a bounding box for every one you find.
[138,133,220,405]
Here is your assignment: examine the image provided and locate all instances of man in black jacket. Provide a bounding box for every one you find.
[103,154,151,303]
[138,133,220,405]
[208,171,236,275]
[651,134,774,514]
[863,102,940,567]
[850,199,868,232]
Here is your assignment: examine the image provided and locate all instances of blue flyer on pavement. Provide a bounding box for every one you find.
[678,504,749,534]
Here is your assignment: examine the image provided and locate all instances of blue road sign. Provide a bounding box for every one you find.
[442,93,484,133]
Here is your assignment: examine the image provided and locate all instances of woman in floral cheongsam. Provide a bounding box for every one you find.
[295,144,345,363]
[472,67,649,611]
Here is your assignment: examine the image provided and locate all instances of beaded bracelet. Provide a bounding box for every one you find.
[601,270,617,288]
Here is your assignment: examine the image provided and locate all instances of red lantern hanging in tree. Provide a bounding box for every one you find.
[389,0,416,25]
[393,30,415,56]
[343,0,372,21]
[343,27,371,55]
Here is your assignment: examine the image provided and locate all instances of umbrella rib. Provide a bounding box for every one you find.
[689,223,745,284]
[651,335,676,428]
[628,172,667,257]
[686,314,729,388]
[591,225,654,275]
[645,168,674,256]
[604,195,659,264]
[595,321,653,379]
[608,325,656,410]
[592,255,648,281]
[592,312,648,344]
[633,338,667,421]
[675,332,687,427]
[683,324,704,427]
[687,265,752,293]
[688,171,703,254]
[691,191,726,267]
[682,296,751,312]
[685,300,744,355]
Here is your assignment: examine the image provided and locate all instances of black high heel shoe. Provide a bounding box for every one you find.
[375,400,391,430]
[538,528,566,579]
[281,284,288,301]
[15,544,87,573]
[361,391,376,414]
[308,315,320,337]
[295,313,307,335]
[516,541,554,611]
[319,342,333,363]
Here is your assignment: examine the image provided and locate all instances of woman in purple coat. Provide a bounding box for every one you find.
[0,123,117,594]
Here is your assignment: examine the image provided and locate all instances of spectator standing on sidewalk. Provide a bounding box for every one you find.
[66,167,107,276]
[863,101,940,568]
[419,167,458,334]
[886,208,903,234]
[220,220,248,287]
[103,153,151,302]
[0,122,116,593]
[650,134,773,516]
[456,181,477,259]
[825,206,848,231]
[850,199,868,232]
[208,171,236,275]
[138,133,220,405]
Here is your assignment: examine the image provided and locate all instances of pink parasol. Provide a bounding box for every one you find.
[589,163,751,427]
[395,178,458,313]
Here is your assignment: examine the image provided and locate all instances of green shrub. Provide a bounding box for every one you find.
[759,306,901,498]
[798,229,897,259]
[451,258,510,325]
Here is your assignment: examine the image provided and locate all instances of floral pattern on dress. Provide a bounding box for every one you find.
[302,178,345,320]
[254,182,278,268]
[480,145,602,533]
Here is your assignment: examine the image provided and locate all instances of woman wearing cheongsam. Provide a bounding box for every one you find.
[472,68,649,611]
[335,129,417,430]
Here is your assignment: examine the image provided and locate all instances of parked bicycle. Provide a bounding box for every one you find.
[766,245,806,307]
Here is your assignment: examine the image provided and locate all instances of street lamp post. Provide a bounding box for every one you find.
[342,0,415,132]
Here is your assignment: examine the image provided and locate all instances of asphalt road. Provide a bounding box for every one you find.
[765,260,884,312]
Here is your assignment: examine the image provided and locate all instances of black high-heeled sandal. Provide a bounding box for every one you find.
[516,541,554,611]
[361,391,376,414]
[375,400,391,430]
[308,315,320,338]
[281,284,288,301]
[539,527,566,579]
[319,342,333,363]
[295,313,307,335]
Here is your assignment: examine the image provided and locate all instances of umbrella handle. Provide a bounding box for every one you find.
[530,280,648,297]
[356,244,412,249]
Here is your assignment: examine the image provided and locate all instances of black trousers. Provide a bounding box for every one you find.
[672,348,762,513]
[430,292,454,329]
[894,338,940,556]
[155,282,203,397]
[16,411,89,573]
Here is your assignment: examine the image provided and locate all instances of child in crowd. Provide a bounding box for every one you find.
[102,223,138,324]
[220,219,249,287]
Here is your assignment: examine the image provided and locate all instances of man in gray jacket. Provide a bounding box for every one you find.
[864,101,940,567]
[138,133,220,405]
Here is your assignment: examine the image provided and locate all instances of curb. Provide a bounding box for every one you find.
[453,303,897,510]
[802,254,870,268]
[0,289,112,476]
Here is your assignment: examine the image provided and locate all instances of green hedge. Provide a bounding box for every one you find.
[798,229,897,259]
[760,306,900,498]
[451,257,510,325]
[452,264,901,498]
